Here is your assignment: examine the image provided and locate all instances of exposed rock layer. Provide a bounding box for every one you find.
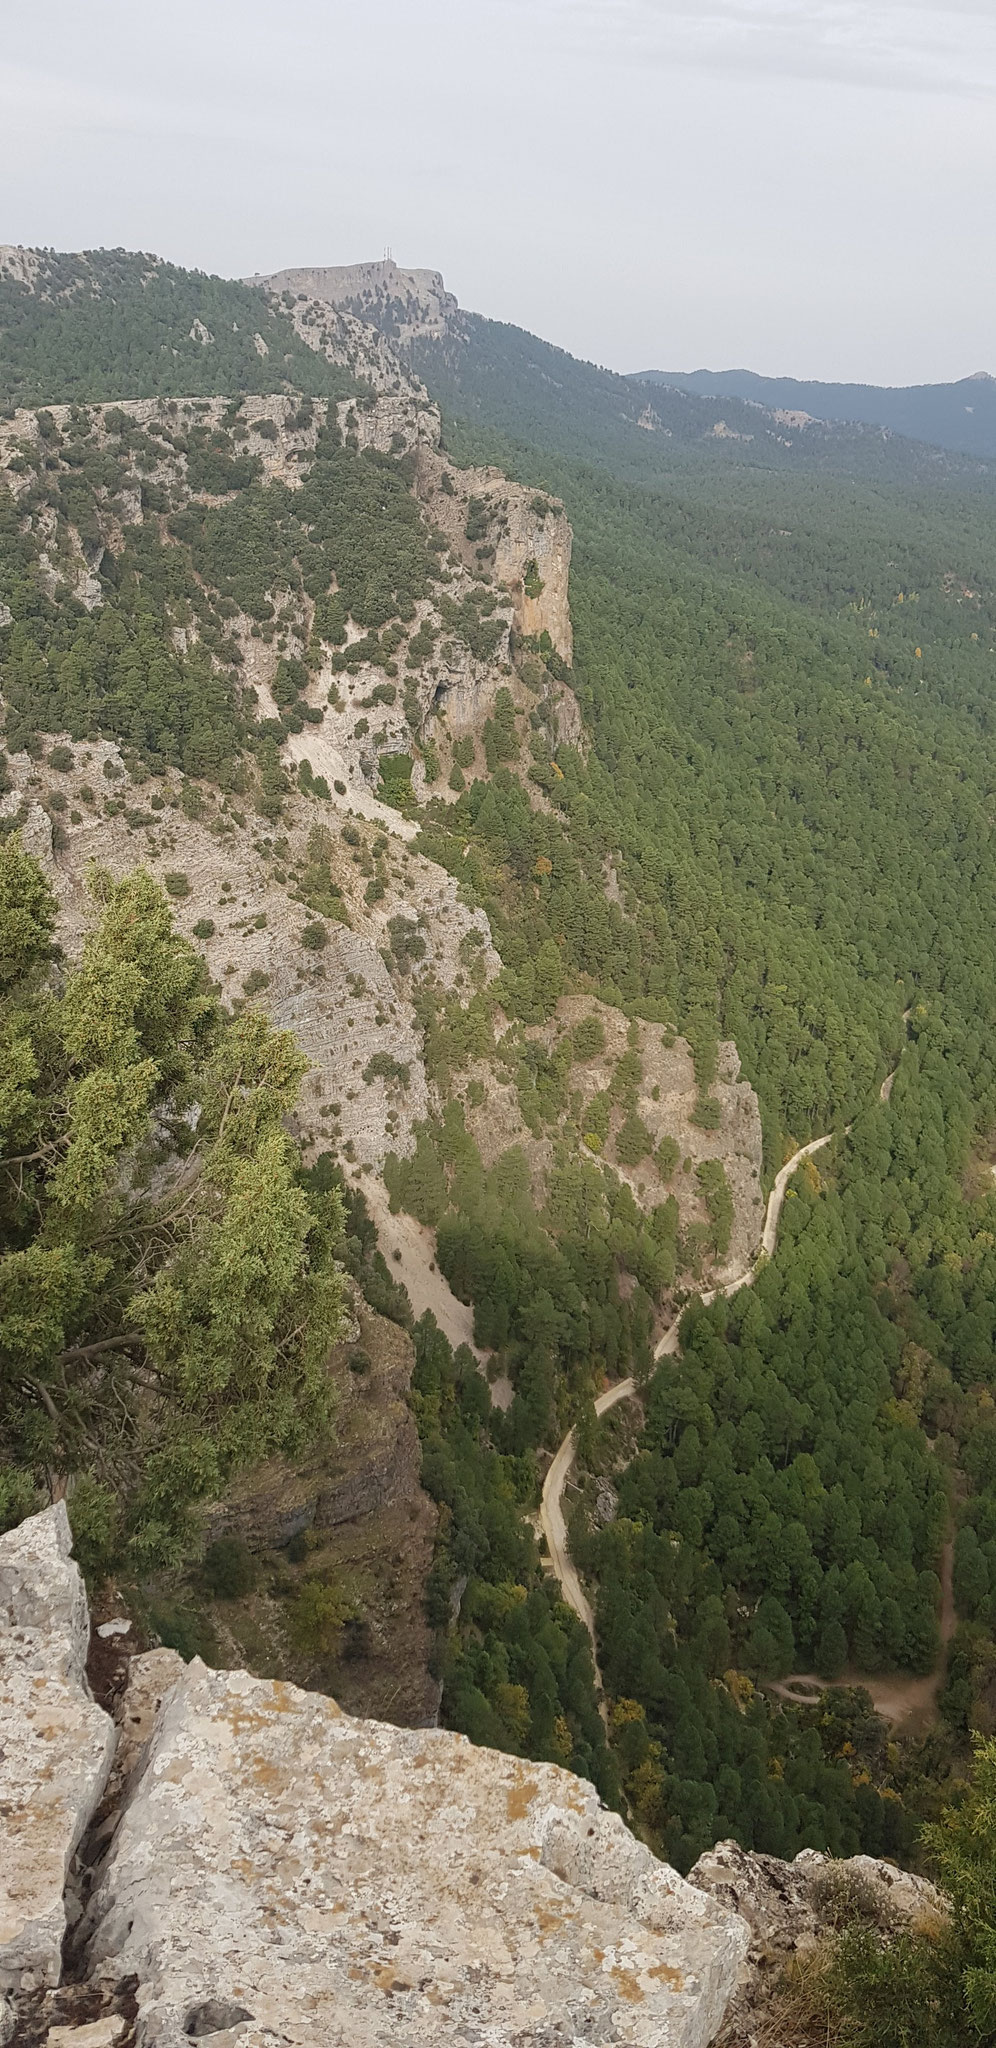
[0,1504,115,1994]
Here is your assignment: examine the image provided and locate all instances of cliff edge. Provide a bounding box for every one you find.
[0,1509,947,2048]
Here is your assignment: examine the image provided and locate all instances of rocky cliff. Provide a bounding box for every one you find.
[0,1510,946,2048]
[249,261,459,343]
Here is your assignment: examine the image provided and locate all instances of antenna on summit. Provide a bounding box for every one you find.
[384,244,394,264]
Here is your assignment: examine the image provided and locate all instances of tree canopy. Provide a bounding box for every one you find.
[0,836,346,1570]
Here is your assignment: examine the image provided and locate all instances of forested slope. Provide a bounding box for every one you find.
[409,328,996,1858]
[651,365,996,462]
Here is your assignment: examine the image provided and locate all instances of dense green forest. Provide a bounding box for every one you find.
[402,381,996,1857]
[0,249,360,407]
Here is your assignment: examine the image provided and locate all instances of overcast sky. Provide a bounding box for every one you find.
[3,0,994,382]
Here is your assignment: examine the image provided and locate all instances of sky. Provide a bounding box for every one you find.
[3,0,995,383]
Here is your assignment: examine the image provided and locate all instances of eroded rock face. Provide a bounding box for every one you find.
[0,1504,115,1993]
[87,1660,747,2048]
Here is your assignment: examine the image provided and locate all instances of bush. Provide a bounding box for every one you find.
[202,1536,256,1599]
[300,920,328,951]
[573,1014,606,1061]
[288,1577,353,1657]
[192,917,215,938]
[48,745,75,773]
[690,1096,723,1130]
[164,871,191,898]
[656,1135,680,1179]
[616,1111,652,1166]
[363,1051,410,1087]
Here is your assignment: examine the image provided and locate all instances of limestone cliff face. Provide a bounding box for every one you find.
[417,449,574,663]
[0,1510,950,2048]
[0,1505,115,1993]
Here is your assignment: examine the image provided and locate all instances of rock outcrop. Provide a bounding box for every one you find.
[418,452,574,663]
[0,1504,115,1996]
[249,261,459,344]
[688,1839,947,2046]
[0,1510,954,2048]
[85,1656,746,2048]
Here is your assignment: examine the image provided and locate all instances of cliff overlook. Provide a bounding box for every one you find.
[1,1507,949,2048]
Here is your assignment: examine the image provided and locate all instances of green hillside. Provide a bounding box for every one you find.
[0,248,360,408]
[408,310,996,490]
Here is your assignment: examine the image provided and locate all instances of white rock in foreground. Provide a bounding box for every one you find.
[89,1659,748,2048]
[0,1503,115,1991]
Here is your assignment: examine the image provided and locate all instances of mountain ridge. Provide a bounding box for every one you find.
[640,363,996,459]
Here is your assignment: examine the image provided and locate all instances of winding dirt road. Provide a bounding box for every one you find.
[539,1132,837,1682]
[538,1077,951,1730]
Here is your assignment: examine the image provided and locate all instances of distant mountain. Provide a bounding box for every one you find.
[249,260,996,492]
[639,366,996,461]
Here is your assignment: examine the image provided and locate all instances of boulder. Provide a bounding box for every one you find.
[87,1660,748,2047]
[0,1505,115,1992]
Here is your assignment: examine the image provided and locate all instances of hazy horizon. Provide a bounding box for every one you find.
[4,0,994,386]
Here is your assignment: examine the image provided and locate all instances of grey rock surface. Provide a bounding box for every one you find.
[88,1660,748,2047]
[0,1505,115,1991]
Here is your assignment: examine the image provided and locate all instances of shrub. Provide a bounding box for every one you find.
[616,1111,652,1165]
[573,1014,606,1061]
[363,1051,410,1087]
[288,1577,353,1657]
[48,744,75,773]
[300,920,328,951]
[164,871,191,898]
[202,1536,256,1599]
[193,917,215,938]
[243,969,271,996]
[656,1135,680,1180]
[690,1096,723,1130]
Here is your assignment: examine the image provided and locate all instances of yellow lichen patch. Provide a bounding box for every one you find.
[269,1682,305,1714]
[649,1963,685,1990]
[506,1775,539,1822]
[535,1910,566,1935]
[375,1967,412,1994]
[611,1968,645,2003]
